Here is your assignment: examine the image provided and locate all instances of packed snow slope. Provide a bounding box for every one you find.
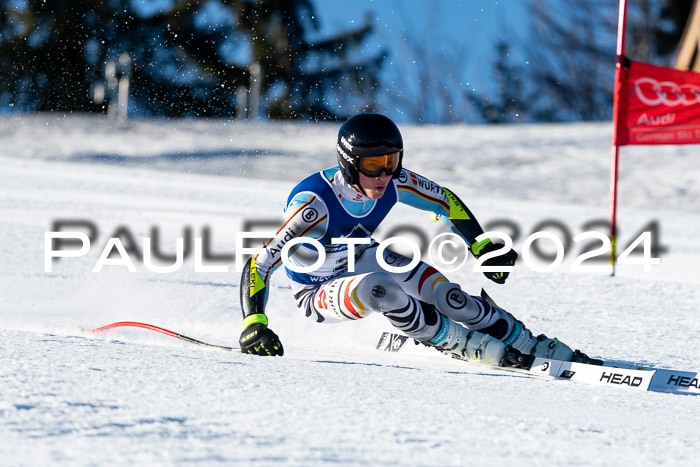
[1,114,698,465]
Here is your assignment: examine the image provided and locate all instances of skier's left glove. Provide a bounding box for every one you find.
[474,241,518,284]
[239,314,284,356]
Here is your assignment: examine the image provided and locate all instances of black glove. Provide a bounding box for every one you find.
[476,241,518,284]
[239,320,284,356]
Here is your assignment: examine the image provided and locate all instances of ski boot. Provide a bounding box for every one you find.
[427,316,507,366]
[500,345,535,369]
[503,320,575,361]
[504,321,603,364]
[572,349,604,365]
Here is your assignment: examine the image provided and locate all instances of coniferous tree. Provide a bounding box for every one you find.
[0,0,383,119]
[235,0,383,120]
[468,42,531,124]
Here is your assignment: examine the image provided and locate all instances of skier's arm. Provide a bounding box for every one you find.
[238,192,328,355]
[239,255,284,355]
[440,187,518,283]
[396,169,517,283]
[395,168,486,246]
[240,257,267,318]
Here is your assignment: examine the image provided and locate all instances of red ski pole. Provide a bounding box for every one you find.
[79,321,238,351]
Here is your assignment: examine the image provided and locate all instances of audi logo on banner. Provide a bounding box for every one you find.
[634,77,700,107]
[619,59,700,145]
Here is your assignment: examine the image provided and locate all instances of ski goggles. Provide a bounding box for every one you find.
[357,152,400,177]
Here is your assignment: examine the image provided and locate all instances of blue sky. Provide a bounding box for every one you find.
[312,0,531,46]
[310,1,534,122]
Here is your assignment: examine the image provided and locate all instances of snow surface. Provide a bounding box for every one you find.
[1,114,699,465]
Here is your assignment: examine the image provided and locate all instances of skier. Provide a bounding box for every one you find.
[238,113,589,366]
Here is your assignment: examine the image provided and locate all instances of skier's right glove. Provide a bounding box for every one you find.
[239,314,284,356]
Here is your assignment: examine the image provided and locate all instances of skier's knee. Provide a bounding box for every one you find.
[433,281,515,340]
[355,272,407,313]
[434,281,475,318]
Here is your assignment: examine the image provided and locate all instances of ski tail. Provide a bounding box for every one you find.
[480,288,497,306]
[376,331,409,352]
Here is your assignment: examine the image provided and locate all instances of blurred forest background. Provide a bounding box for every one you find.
[0,0,694,123]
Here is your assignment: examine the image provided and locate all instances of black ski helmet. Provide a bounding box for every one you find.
[336,113,403,185]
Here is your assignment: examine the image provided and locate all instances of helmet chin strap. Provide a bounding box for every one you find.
[351,181,369,197]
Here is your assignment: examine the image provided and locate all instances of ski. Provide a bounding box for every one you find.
[375,330,410,353]
[375,331,699,395]
[525,356,699,394]
[79,321,239,352]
